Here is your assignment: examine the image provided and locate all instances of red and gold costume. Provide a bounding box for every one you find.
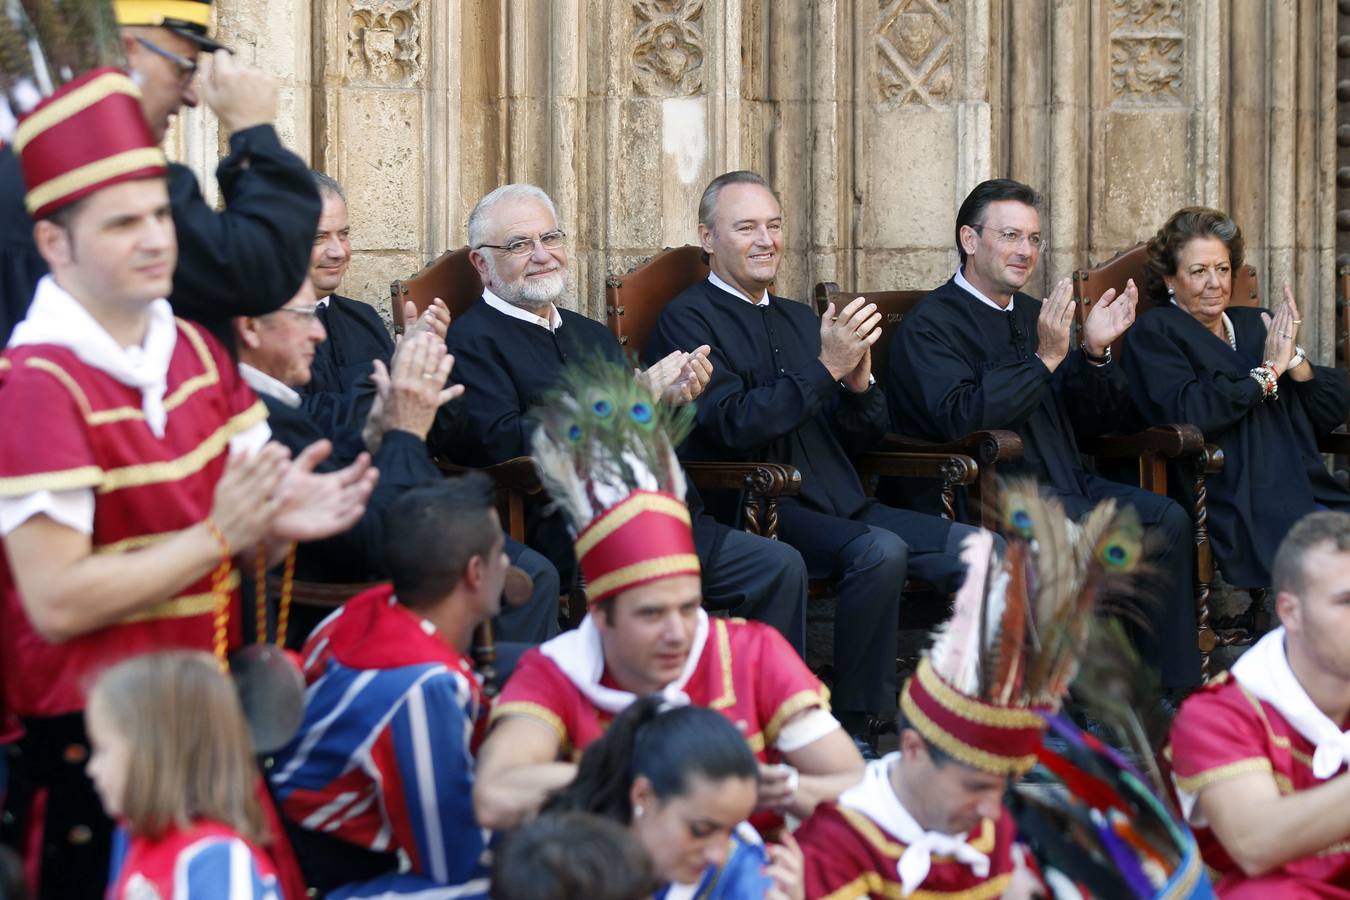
[1171,671,1350,898]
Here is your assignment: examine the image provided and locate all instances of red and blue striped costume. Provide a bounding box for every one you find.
[108,821,280,900]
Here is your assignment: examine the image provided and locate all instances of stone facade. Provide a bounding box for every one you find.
[169,0,1341,359]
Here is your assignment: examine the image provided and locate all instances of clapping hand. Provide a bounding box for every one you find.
[1261,283,1301,376]
[268,440,379,544]
[1081,277,1138,358]
[365,331,464,449]
[404,297,451,343]
[639,346,713,406]
[1034,277,1076,371]
[819,297,882,385]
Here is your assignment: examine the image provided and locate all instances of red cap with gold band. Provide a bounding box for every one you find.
[575,490,700,606]
[14,67,166,219]
[900,658,1047,776]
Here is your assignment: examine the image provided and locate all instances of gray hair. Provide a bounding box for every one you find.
[467,184,559,248]
[697,170,773,228]
[310,170,345,201]
[1272,511,1350,598]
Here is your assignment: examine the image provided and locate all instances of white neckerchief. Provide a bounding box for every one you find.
[481,287,563,332]
[539,608,710,714]
[1232,627,1350,780]
[839,753,990,897]
[707,271,769,307]
[954,267,1015,313]
[239,363,302,409]
[10,276,177,437]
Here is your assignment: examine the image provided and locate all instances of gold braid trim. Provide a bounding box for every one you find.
[97,401,267,494]
[708,618,736,710]
[1172,758,1273,794]
[764,688,831,748]
[118,571,238,623]
[901,687,1037,776]
[574,492,691,558]
[26,148,166,215]
[584,553,700,601]
[14,72,142,152]
[819,871,1011,900]
[916,659,1043,729]
[837,808,996,859]
[490,701,570,751]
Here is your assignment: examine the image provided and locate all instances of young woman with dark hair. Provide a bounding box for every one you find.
[546,695,805,900]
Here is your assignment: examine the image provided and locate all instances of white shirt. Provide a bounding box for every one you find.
[239,363,302,409]
[481,288,563,332]
[708,271,769,307]
[954,267,1014,312]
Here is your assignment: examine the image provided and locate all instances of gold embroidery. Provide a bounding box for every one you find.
[490,701,570,749]
[583,553,700,601]
[1236,683,1315,767]
[96,402,267,494]
[14,72,142,152]
[745,730,766,753]
[0,465,103,496]
[708,618,736,710]
[819,871,1010,900]
[24,357,96,420]
[1173,758,1273,794]
[837,808,996,858]
[901,688,1037,775]
[26,148,166,215]
[764,688,830,747]
[916,659,1043,729]
[118,575,236,624]
[575,492,691,558]
[93,530,178,555]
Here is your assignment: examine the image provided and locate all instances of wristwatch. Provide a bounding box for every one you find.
[1289,345,1307,371]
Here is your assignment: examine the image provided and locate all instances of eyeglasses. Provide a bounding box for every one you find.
[475,229,567,257]
[135,37,198,83]
[274,305,322,320]
[970,224,1045,252]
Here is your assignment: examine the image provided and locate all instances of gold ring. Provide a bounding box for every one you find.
[831,316,839,323]
[1292,318,1304,324]
[422,373,436,380]
[855,329,864,338]
[1279,332,1290,338]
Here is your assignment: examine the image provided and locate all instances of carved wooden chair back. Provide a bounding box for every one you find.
[605,245,709,360]
[389,246,482,334]
[812,282,927,380]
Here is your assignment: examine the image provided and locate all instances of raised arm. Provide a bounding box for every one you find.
[472,716,578,830]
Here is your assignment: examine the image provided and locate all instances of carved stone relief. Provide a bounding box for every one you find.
[1108,0,1184,105]
[347,0,421,86]
[632,0,705,96]
[876,0,954,108]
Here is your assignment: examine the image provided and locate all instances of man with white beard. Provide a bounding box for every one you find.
[433,184,809,654]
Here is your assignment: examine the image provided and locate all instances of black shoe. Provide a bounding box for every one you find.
[851,733,880,761]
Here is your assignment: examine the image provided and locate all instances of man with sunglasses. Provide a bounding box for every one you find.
[888,177,1201,694]
[432,183,810,657]
[0,0,320,348]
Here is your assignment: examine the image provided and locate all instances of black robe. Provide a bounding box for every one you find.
[434,299,727,587]
[1123,306,1350,586]
[300,294,392,457]
[0,125,320,347]
[646,279,955,575]
[888,276,1133,492]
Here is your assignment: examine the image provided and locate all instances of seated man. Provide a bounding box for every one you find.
[432,183,808,654]
[888,178,1199,691]
[270,476,501,898]
[233,279,560,645]
[646,170,987,739]
[473,361,864,830]
[1170,511,1350,897]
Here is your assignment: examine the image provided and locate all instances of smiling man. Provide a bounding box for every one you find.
[888,178,1200,693]
[646,170,990,747]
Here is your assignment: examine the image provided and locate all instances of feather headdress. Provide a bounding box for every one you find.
[901,480,1143,776]
[530,357,700,606]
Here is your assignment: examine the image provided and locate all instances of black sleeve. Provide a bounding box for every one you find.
[888,311,1053,441]
[433,329,531,465]
[1058,351,1134,438]
[1290,365,1350,435]
[167,126,321,321]
[1121,322,1264,434]
[833,381,889,453]
[649,305,838,455]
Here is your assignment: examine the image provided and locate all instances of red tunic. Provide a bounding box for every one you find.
[796,801,1017,899]
[491,617,829,764]
[1170,672,1350,898]
[0,320,265,718]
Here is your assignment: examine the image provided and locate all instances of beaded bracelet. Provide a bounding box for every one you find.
[1249,364,1279,399]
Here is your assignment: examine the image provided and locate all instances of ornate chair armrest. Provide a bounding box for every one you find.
[681,461,803,498]
[880,430,1024,466]
[853,451,979,485]
[1318,432,1350,455]
[1081,424,1206,459]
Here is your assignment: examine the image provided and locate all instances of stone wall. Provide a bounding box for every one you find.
[171,0,1340,358]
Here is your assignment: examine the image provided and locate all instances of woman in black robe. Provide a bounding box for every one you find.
[1123,207,1350,587]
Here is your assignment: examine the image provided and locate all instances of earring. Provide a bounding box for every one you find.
[1167,286,1175,296]
[634,804,644,818]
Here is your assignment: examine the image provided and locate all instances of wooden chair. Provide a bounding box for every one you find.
[1073,243,1350,675]
[813,282,1022,528]
[390,245,484,329]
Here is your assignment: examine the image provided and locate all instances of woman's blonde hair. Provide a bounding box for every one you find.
[87,651,267,843]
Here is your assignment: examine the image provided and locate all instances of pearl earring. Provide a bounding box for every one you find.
[634,804,644,818]
[1167,286,1175,296]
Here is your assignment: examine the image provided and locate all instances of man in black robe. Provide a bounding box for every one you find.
[234,278,561,647]
[431,183,809,656]
[0,0,319,346]
[887,178,1199,690]
[646,170,988,737]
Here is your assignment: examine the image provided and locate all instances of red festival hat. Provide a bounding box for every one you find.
[15,67,166,219]
[530,359,701,607]
[901,483,1144,777]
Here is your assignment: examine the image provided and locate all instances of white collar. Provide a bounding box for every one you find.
[238,363,302,409]
[9,276,178,437]
[316,296,331,309]
[539,608,710,714]
[707,271,769,307]
[839,753,991,895]
[481,287,563,332]
[954,267,1015,312]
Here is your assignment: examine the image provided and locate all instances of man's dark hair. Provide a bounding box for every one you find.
[40,195,89,230]
[954,178,1043,264]
[491,811,655,900]
[545,695,758,823]
[382,472,498,607]
[1271,511,1350,598]
[895,711,958,768]
[310,170,345,202]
